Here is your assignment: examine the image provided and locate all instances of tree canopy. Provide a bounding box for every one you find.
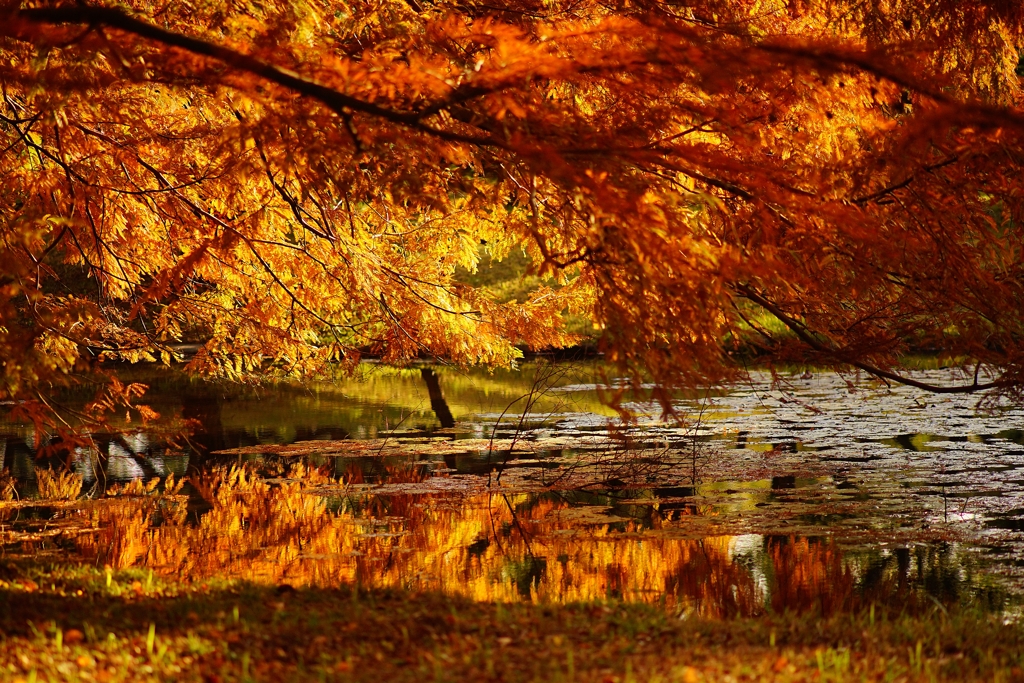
[3,0,1024,426]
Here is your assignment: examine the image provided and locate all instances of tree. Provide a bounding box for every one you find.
[2,0,1024,431]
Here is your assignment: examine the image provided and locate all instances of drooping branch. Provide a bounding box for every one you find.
[736,284,1015,394]
[756,42,1024,129]
[8,5,497,147]
[851,155,960,205]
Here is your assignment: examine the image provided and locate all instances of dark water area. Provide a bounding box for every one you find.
[2,363,1024,618]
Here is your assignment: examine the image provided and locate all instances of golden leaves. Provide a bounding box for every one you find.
[34,467,83,501]
[53,463,865,614]
[0,0,1023,416]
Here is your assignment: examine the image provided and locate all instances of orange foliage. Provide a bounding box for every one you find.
[2,0,1024,415]
[68,465,873,615]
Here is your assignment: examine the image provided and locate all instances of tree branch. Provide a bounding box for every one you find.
[736,284,1014,394]
[10,5,497,147]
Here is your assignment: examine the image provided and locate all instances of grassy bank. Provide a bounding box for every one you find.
[1,562,1022,682]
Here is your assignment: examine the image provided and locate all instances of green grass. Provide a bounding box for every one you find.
[1,562,1022,682]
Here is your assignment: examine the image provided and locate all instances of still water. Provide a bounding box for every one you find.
[1,362,1022,615]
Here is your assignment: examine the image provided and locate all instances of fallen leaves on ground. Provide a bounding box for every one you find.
[0,563,1022,682]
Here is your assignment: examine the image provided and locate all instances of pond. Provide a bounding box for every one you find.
[1,362,1023,617]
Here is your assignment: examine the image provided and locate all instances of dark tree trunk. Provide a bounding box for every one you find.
[420,368,456,428]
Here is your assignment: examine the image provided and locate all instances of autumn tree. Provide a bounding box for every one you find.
[3,0,1024,428]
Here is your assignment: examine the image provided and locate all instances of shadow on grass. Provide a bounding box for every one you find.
[0,560,1023,682]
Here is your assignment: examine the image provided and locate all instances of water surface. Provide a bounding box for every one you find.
[2,363,1022,615]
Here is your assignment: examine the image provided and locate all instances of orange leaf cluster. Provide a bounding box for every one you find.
[2,0,1024,417]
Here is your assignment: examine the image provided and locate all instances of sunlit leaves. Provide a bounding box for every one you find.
[2,0,1024,429]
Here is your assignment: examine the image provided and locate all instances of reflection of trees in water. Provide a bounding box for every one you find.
[765,537,854,615]
[506,556,548,599]
[661,535,991,618]
[852,542,1005,610]
[0,434,40,480]
[1,369,1011,614]
[664,536,764,617]
[0,432,187,494]
[181,384,225,455]
[179,368,457,467]
[0,365,539,488]
[56,467,1001,614]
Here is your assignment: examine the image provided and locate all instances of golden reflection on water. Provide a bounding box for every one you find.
[36,465,879,616]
